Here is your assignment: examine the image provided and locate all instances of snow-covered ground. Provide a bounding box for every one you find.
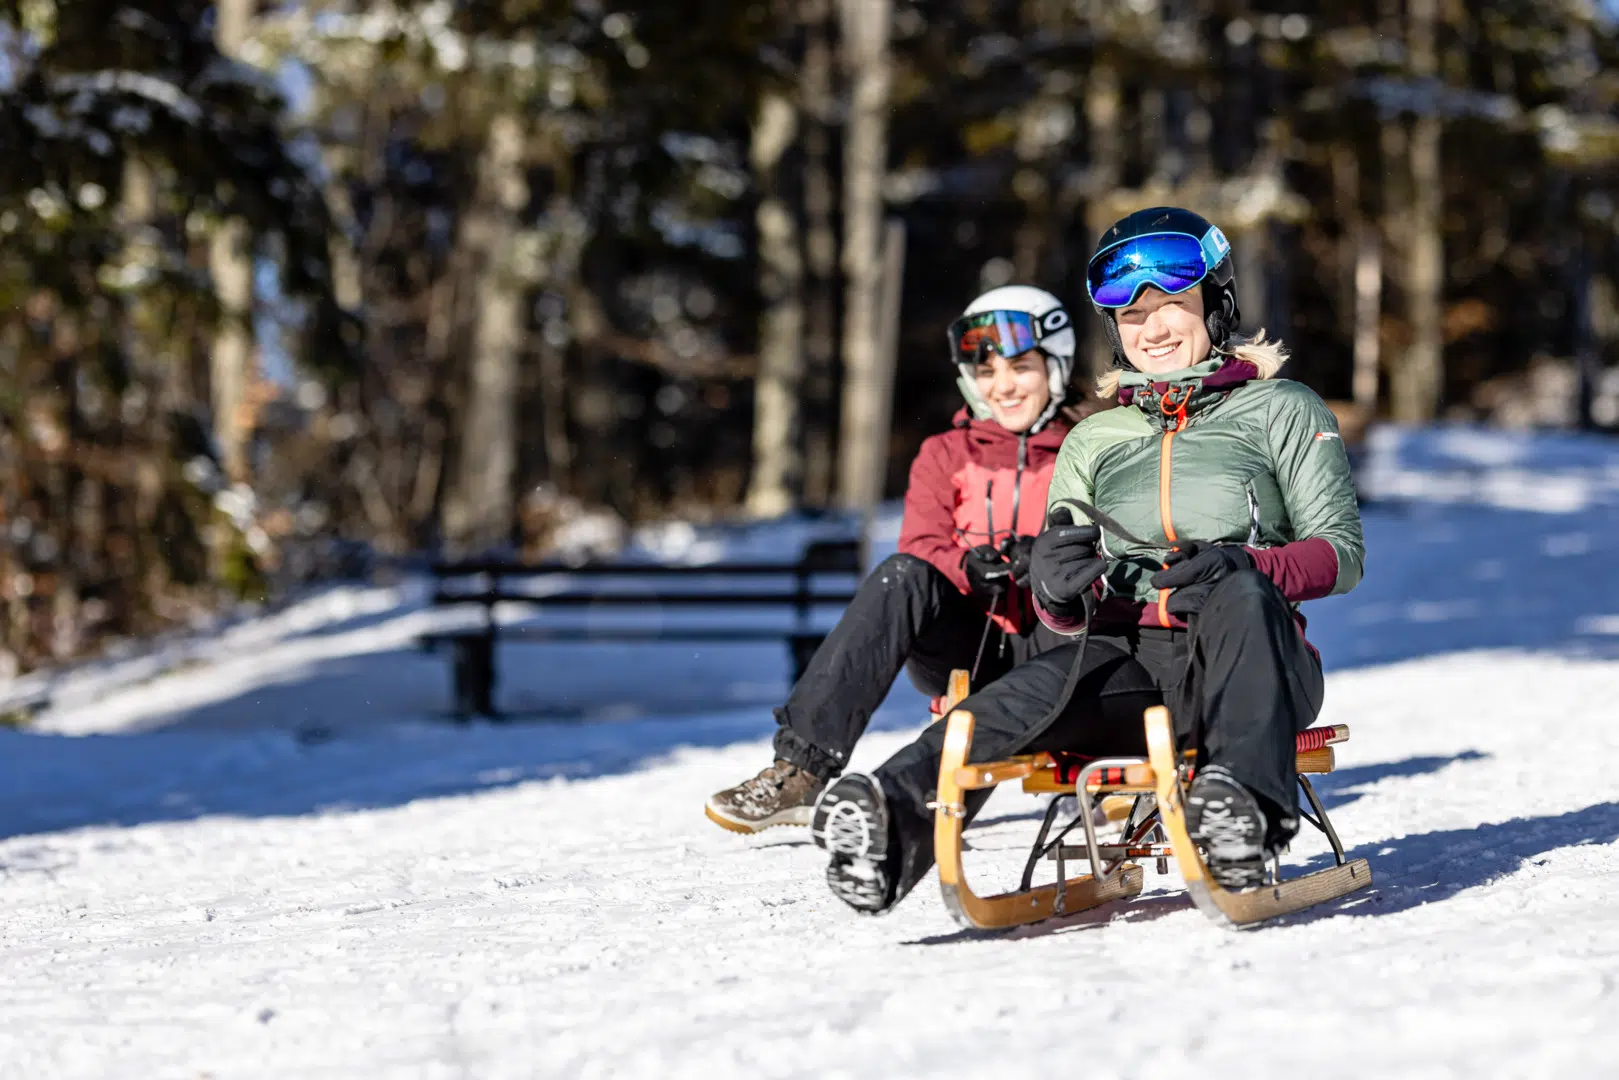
[4,427,1619,1078]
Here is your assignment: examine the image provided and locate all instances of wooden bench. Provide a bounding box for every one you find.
[420,539,862,718]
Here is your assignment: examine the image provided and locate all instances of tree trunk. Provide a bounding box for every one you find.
[1392,0,1444,422]
[801,0,839,508]
[744,88,805,518]
[210,0,257,484]
[324,151,364,315]
[834,0,892,512]
[1013,72,1074,284]
[1083,60,1122,378]
[1571,235,1598,430]
[442,113,528,554]
[1353,225,1384,411]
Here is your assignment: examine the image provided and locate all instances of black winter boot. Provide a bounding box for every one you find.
[1185,766,1270,890]
[811,774,899,913]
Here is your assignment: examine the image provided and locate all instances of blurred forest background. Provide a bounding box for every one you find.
[3,0,1619,673]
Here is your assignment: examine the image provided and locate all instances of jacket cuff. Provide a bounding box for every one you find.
[1246,537,1339,603]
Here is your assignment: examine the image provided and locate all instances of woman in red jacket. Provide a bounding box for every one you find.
[705,286,1082,833]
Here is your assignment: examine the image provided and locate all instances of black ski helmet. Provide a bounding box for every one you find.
[1088,206,1240,369]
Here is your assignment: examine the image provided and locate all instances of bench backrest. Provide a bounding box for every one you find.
[428,538,864,618]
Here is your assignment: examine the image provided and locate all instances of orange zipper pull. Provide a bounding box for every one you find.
[1155,386,1191,627]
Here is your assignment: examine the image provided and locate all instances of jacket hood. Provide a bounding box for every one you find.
[1114,355,1276,432]
[1098,331,1289,402]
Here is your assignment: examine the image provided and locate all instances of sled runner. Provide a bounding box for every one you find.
[932,673,1371,930]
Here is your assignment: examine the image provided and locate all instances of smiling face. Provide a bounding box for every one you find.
[971,351,1051,433]
[1115,285,1213,375]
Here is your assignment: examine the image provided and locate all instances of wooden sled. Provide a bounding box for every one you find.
[931,673,1372,931]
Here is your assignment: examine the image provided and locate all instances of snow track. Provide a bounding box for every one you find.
[3,650,1618,1078]
[3,428,1619,1077]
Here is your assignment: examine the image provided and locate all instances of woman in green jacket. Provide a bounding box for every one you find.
[809,207,1366,914]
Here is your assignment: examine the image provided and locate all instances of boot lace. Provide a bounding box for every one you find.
[739,763,796,805]
[820,799,877,857]
[1195,802,1262,858]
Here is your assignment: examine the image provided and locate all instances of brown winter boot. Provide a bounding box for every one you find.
[704,760,827,834]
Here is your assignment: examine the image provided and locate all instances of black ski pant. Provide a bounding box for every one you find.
[773,553,1065,780]
[873,569,1325,895]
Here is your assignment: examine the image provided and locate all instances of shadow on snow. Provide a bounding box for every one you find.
[905,798,1619,946]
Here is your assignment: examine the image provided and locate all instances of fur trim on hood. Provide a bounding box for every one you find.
[1095,330,1289,399]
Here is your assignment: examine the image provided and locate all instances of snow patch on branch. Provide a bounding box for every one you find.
[250,3,571,77]
[54,71,202,125]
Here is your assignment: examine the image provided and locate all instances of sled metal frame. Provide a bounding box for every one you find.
[932,676,1372,931]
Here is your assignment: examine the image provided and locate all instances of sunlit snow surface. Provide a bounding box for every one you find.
[3,427,1619,1078]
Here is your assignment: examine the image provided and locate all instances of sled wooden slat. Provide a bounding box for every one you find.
[1021,772,1160,796]
[953,756,1047,790]
[1020,743,1337,795]
[934,710,1144,930]
[1296,746,1335,774]
[1143,705,1372,928]
[1099,795,1137,823]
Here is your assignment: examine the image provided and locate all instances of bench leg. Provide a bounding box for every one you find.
[449,633,497,719]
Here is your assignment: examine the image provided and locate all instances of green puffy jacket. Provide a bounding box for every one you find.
[1045,353,1365,630]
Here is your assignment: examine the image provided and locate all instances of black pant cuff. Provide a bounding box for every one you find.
[771,721,844,781]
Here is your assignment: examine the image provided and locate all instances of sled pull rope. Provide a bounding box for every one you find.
[970,481,1001,683]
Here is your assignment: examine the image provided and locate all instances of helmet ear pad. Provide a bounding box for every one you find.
[1201,259,1240,351]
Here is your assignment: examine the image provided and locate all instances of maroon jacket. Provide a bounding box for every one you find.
[897,409,1073,634]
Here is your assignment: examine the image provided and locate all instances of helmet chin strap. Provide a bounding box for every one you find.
[1102,312,1134,371]
[1027,353,1066,434]
[955,338,996,419]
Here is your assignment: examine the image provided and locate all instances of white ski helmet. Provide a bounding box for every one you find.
[947,285,1076,433]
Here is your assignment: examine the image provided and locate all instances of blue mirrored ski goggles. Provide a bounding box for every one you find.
[1086,229,1227,309]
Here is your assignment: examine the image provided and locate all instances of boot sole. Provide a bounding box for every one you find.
[811,776,897,914]
[703,803,813,835]
[810,777,890,860]
[1187,784,1268,890]
[1206,859,1268,891]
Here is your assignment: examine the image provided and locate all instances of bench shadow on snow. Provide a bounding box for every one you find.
[0,636,939,843]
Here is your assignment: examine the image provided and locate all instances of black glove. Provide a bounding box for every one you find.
[962,544,1013,600]
[1029,508,1106,620]
[1150,541,1255,617]
[1001,535,1035,588]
